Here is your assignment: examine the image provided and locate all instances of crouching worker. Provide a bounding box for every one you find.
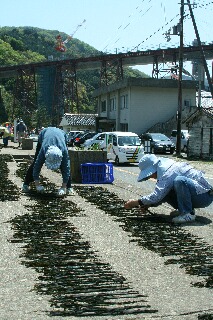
[22,127,74,197]
[124,154,213,224]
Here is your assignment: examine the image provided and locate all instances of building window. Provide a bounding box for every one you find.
[120,94,128,109]
[101,100,106,112]
[110,97,116,111]
[184,99,191,107]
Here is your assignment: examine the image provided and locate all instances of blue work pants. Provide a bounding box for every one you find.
[163,176,213,214]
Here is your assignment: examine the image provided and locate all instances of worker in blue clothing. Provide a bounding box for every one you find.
[124,154,213,224]
[16,119,27,147]
[22,127,74,196]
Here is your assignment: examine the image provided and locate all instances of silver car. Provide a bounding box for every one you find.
[170,130,189,153]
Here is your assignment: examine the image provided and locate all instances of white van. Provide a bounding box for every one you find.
[83,131,144,165]
[100,132,143,165]
[106,132,144,165]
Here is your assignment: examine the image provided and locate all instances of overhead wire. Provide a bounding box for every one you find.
[101,0,212,54]
[161,1,167,24]
[132,13,179,51]
[102,3,144,49]
[101,0,153,52]
[113,5,152,45]
[185,1,213,43]
[132,0,213,51]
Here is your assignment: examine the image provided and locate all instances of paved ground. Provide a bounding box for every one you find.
[0,141,212,320]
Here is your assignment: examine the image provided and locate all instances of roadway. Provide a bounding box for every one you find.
[0,143,213,319]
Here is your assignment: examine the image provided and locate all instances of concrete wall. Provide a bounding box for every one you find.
[128,87,179,134]
[98,83,196,135]
[188,114,213,159]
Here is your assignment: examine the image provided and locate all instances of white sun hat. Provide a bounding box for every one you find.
[137,154,159,182]
[45,146,63,170]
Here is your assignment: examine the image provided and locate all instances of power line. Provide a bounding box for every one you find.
[132,13,179,51]
[132,0,213,52]
[101,0,153,51]
[100,0,212,54]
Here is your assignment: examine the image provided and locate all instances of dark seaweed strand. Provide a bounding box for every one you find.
[8,161,158,317]
[0,154,20,201]
[75,186,213,289]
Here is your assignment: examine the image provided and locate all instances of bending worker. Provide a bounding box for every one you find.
[124,154,213,224]
[22,127,74,196]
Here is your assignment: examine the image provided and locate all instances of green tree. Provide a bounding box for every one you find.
[0,26,149,124]
[35,105,51,128]
[0,86,14,123]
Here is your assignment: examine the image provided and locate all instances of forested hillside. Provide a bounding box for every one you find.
[0,26,100,63]
[0,26,148,127]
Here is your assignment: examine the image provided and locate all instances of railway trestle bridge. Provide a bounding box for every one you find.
[0,44,212,125]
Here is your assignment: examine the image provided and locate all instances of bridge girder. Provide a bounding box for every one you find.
[1,44,212,125]
[12,68,37,121]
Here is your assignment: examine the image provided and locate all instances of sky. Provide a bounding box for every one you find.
[1,0,213,76]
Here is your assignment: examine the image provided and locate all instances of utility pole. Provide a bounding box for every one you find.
[176,0,184,156]
[187,0,213,98]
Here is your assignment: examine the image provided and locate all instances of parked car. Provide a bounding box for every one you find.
[140,133,175,154]
[66,131,84,146]
[29,133,39,142]
[170,129,189,153]
[73,131,97,147]
[82,132,110,149]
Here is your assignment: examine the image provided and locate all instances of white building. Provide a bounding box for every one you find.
[93,78,197,135]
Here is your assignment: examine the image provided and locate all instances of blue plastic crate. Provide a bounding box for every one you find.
[81,163,114,184]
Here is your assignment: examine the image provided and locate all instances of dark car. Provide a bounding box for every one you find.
[140,132,175,154]
[74,131,97,147]
[66,131,84,146]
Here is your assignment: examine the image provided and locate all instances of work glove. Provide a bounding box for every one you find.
[57,187,67,197]
[67,188,75,195]
[36,185,45,193]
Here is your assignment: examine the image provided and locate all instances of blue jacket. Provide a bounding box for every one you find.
[16,123,27,133]
[33,127,70,183]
